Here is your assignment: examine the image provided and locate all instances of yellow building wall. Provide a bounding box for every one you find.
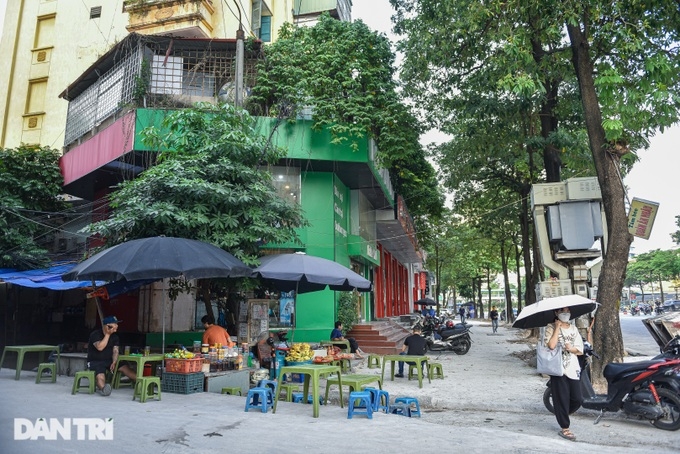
[0,0,296,150]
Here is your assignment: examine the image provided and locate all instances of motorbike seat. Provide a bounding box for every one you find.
[602,359,666,380]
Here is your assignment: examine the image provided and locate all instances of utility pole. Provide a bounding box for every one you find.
[234,1,244,108]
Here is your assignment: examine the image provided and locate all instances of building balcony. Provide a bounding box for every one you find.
[123,0,216,38]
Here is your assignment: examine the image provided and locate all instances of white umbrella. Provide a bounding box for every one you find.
[512,294,598,329]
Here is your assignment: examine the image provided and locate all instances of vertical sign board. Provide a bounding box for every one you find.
[627,198,659,240]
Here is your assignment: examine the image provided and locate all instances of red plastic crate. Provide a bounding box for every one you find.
[165,358,203,374]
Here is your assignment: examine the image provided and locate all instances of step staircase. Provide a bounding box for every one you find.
[346,318,413,355]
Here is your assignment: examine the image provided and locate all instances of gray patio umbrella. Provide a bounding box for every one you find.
[414,297,436,306]
[512,294,598,329]
[62,236,253,355]
[252,252,372,294]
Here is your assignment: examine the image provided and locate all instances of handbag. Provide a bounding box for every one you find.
[536,334,564,376]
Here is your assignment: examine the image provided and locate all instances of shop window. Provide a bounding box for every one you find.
[270,166,300,205]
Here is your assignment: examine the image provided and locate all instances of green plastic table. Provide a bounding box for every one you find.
[112,354,165,389]
[320,340,351,351]
[381,354,430,388]
[324,373,382,404]
[273,364,343,418]
[0,345,60,381]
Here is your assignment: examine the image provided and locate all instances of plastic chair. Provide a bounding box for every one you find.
[394,397,421,417]
[133,376,161,403]
[245,387,273,413]
[347,391,373,419]
[36,363,57,384]
[72,370,96,395]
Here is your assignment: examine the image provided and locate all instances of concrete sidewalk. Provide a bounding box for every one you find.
[0,319,677,453]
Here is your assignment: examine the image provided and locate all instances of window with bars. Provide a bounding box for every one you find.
[90,6,102,19]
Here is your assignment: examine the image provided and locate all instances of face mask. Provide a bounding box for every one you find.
[558,313,571,323]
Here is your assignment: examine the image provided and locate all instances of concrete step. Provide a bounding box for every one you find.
[346,319,411,355]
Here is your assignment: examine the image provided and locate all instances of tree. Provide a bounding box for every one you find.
[248,13,444,221]
[85,103,307,317]
[0,145,66,269]
[391,0,680,383]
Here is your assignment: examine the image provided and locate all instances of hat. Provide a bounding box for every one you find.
[102,316,122,325]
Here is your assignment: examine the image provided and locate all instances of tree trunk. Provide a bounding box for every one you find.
[200,280,214,321]
[520,190,536,307]
[514,242,523,321]
[567,23,631,387]
[501,240,513,321]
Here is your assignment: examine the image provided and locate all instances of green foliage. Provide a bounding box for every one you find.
[337,291,360,334]
[0,145,65,269]
[248,13,444,221]
[673,216,680,246]
[84,103,307,265]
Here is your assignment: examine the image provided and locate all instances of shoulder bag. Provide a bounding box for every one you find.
[536,329,564,376]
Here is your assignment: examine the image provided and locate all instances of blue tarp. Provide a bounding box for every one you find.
[0,263,101,290]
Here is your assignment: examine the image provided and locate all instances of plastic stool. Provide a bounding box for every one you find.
[245,387,273,413]
[279,383,300,402]
[291,392,324,405]
[394,397,421,417]
[367,354,381,369]
[133,376,161,403]
[257,379,278,396]
[408,363,425,380]
[221,387,242,396]
[347,391,373,419]
[363,387,390,412]
[429,362,444,379]
[389,402,412,417]
[72,370,96,395]
[36,363,57,384]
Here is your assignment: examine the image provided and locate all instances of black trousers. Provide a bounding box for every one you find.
[550,374,582,429]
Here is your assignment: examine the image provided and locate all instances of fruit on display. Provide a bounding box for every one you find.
[165,349,195,359]
[285,343,314,362]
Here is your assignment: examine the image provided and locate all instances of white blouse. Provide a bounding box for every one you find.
[543,323,583,380]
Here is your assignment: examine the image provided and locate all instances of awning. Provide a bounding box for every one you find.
[0,264,100,290]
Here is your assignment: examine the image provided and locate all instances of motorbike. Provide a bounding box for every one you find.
[423,321,472,354]
[544,335,680,431]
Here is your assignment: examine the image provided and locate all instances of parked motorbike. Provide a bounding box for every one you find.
[423,321,472,354]
[544,335,680,430]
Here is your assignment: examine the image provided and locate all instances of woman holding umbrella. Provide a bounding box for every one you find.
[544,307,584,441]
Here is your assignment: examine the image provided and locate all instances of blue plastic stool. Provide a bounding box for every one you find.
[257,379,278,396]
[347,391,373,419]
[394,397,421,417]
[389,402,412,417]
[363,387,390,413]
[291,392,324,405]
[245,387,273,413]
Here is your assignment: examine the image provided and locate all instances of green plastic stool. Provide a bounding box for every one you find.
[36,363,57,384]
[221,387,242,396]
[367,354,381,369]
[133,376,161,403]
[72,370,96,395]
[429,362,444,379]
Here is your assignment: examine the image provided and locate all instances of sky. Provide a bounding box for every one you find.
[353,0,679,255]
[0,2,675,253]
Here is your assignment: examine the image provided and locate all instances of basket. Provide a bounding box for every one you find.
[285,360,312,366]
[165,358,203,374]
[161,372,204,394]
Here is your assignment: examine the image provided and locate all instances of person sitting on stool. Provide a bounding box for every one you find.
[330,321,364,358]
[396,325,427,378]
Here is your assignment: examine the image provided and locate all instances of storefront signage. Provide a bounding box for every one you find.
[627,198,659,240]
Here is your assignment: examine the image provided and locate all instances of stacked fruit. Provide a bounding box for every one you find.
[165,349,195,359]
[285,343,314,362]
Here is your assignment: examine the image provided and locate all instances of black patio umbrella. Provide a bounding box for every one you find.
[252,252,372,294]
[62,236,252,282]
[62,236,252,354]
[414,297,436,306]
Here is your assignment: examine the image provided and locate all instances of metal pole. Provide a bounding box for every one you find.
[235,27,244,108]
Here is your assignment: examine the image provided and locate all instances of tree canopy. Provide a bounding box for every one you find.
[248,13,444,221]
[0,145,66,269]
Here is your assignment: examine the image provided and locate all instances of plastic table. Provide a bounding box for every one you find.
[273,364,343,418]
[324,373,382,404]
[0,345,60,380]
[381,354,430,388]
[112,354,164,388]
